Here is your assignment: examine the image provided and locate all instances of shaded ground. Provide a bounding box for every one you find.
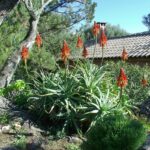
[0,132,75,150]
[0,97,82,150]
[0,122,82,150]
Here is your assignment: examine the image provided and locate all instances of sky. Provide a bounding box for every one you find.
[93,0,150,33]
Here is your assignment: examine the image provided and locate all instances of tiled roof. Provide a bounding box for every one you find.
[84,32,150,59]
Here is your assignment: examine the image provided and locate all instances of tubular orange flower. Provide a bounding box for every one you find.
[21,46,29,64]
[117,68,128,88]
[35,34,42,48]
[121,48,128,61]
[92,21,100,36]
[76,36,83,48]
[82,46,88,58]
[141,78,148,87]
[61,40,70,63]
[99,29,107,48]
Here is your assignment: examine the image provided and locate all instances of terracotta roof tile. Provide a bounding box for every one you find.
[82,32,150,59]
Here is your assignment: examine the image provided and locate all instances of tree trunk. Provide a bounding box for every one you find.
[0,17,39,88]
[0,0,20,25]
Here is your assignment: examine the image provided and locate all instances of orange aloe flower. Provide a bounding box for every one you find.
[117,68,128,88]
[76,36,83,48]
[21,46,29,64]
[141,78,148,87]
[82,46,88,58]
[92,21,100,36]
[61,40,70,63]
[121,48,128,61]
[35,34,42,48]
[99,29,107,48]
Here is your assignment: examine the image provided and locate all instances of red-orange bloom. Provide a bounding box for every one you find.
[61,40,70,63]
[21,46,29,64]
[35,34,42,48]
[92,21,100,36]
[141,78,148,87]
[76,36,83,48]
[99,29,107,48]
[121,48,128,61]
[82,46,88,58]
[117,68,128,88]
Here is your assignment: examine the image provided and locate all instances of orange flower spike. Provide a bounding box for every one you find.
[82,46,88,58]
[35,34,42,48]
[117,68,128,88]
[141,78,148,87]
[99,29,107,48]
[61,40,70,63]
[92,21,100,36]
[121,48,128,61]
[76,36,83,48]
[21,46,29,64]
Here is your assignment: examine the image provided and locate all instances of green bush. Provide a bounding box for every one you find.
[2,80,32,107]
[81,114,146,150]
[104,61,150,105]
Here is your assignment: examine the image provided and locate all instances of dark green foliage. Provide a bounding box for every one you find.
[81,114,146,150]
[0,2,29,70]
[106,24,129,38]
[143,13,150,31]
[104,61,150,105]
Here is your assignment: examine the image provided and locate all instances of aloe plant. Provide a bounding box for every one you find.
[28,61,132,133]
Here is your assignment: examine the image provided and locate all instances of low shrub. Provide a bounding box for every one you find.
[81,113,147,150]
[1,80,32,107]
[104,61,150,105]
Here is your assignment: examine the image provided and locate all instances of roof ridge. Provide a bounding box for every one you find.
[86,31,150,44]
[108,31,150,40]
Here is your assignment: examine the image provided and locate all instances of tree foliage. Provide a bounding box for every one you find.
[0,2,30,70]
[0,0,96,71]
[143,13,150,31]
[84,23,128,41]
[106,24,128,38]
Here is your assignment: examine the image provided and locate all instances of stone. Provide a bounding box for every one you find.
[0,96,9,113]
[13,122,21,130]
[0,146,18,150]
[0,124,2,129]
[0,129,2,134]
[141,134,150,150]
[30,126,44,135]
[1,125,11,133]
[67,136,82,144]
